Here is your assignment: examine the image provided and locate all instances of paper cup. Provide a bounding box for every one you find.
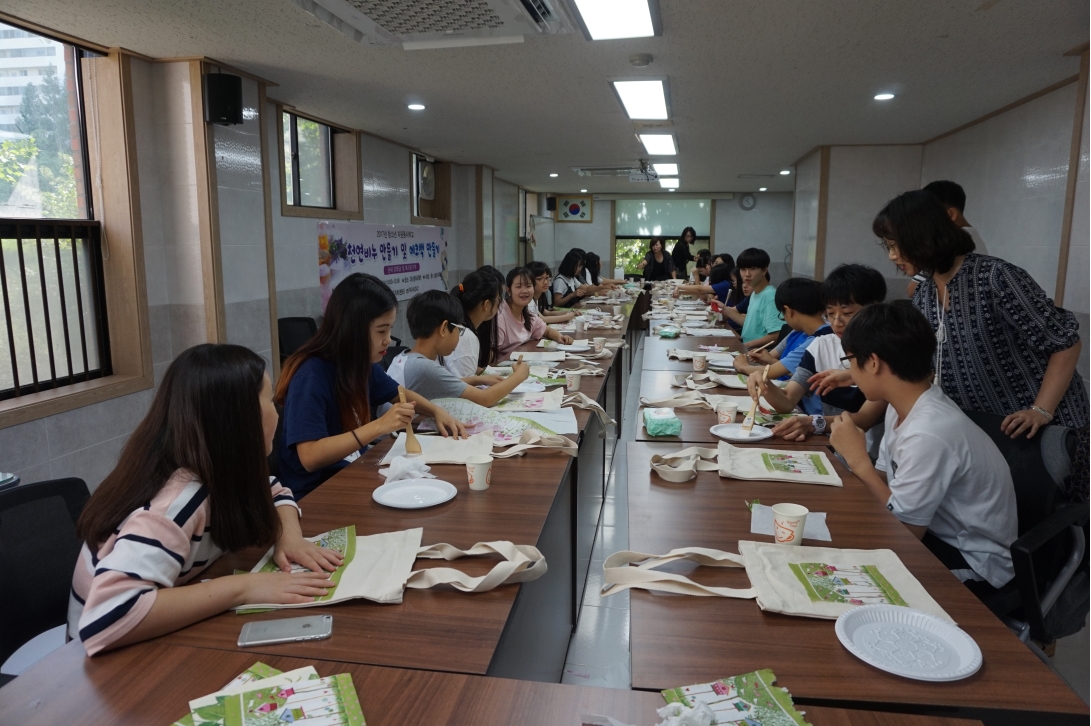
[574,318,587,332]
[772,503,809,546]
[665,299,675,311]
[592,337,606,353]
[716,402,738,425]
[612,305,622,316]
[566,372,582,391]
[692,353,708,372]
[465,454,493,491]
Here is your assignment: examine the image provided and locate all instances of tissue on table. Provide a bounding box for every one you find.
[643,407,682,437]
[656,702,715,726]
[380,455,435,482]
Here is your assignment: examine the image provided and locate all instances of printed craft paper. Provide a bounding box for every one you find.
[661,669,809,726]
[179,665,319,726]
[600,540,952,622]
[221,673,365,726]
[649,442,842,487]
[419,398,576,442]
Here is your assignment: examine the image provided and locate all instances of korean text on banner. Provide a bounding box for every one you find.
[318,221,449,308]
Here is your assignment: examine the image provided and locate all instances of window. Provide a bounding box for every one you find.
[614,236,710,275]
[0,21,104,406]
[282,111,333,208]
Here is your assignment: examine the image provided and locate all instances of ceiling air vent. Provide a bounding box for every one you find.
[295,0,576,49]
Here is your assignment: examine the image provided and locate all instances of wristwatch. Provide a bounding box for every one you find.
[811,415,827,435]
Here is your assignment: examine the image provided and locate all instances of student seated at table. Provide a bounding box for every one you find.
[734,278,830,388]
[583,252,625,291]
[673,261,733,303]
[689,249,712,283]
[497,266,574,360]
[402,289,532,406]
[552,249,594,307]
[275,273,466,498]
[440,269,508,381]
[829,302,1017,592]
[749,264,887,435]
[722,248,783,349]
[69,344,342,656]
[527,261,576,325]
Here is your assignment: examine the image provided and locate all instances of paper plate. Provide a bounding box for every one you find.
[373,478,457,509]
[558,342,591,352]
[709,423,773,442]
[835,605,982,682]
[511,380,546,393]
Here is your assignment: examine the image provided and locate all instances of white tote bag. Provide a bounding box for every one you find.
[601,540,952,622]
[649,441,842,487]
[238,527,546,611]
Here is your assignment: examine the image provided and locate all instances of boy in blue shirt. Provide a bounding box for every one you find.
[402,290,531,407]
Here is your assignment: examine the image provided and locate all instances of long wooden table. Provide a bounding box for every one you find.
[0,640,985,726]
[625,441,1090,723]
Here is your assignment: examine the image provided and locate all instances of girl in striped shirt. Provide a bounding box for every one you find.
[69,344,343,655]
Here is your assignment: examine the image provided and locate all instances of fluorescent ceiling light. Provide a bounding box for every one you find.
[611,79,668,120]
[759,187,767,191]
[874,93,895,101]
[549,173,559,177]
[581,189,588,192]
[652,163,678,175]
[639,133,676,155]
[407,103,425,110]
[573,0,655,40]
[779,169,791,175]
[659,177,679,189]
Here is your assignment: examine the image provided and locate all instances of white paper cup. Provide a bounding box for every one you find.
[592,337,606,353]
[772,503,809,546]
[612,305,622,316]
[716,402,738,425]
[465,454,493,491]
[665,299,675,311]
[692,353,708,372]
[566,372,582,391]
[574,318,587,332]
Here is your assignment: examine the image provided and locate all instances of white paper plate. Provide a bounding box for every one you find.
[558,342,591,352]
[709,423,773,442]
[835,605,982,682]
[511,380,546,393]
[683,321,710,328]
[373,478,457,509]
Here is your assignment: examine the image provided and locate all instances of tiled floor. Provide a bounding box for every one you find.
[559,333,1091,700]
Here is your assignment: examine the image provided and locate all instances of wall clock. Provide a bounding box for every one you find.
[739,193,756,211]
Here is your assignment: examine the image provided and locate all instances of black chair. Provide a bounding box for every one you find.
[380,336,408,371]
[0,478,90,687]
[964,411,1088,653]
[278,317,318,364]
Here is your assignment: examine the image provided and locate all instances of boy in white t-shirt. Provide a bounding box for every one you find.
[829,302,1018,591]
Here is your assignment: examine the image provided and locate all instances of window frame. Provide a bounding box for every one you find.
[274,103,362,221]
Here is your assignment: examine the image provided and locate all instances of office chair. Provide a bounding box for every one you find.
[964,411,1088,657]
[0,478,90,687]
[278,317,318,364]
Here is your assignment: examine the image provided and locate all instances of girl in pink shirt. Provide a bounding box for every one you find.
[495,267,573,360]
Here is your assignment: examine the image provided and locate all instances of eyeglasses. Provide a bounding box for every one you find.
[839,354,857,365]
[879,239,898,253]
[825,309,858,324]
[449,323,467,337]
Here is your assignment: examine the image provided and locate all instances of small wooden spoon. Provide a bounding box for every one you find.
[398,386,422,455]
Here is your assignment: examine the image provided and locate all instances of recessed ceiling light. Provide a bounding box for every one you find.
[779,169,791,175]
[669,188,676,192]
[874,93,895,101]
[639,133,676,155]
[652,163,678,175]
[611,79,668,120]
[759,187,767,192]
[407,103,426,111]
[659,177,679,189]
[580,189,588,193]
[549,173,559,177]
[572,0,655,40]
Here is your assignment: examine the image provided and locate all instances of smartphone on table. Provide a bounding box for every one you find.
[238,614,333,647]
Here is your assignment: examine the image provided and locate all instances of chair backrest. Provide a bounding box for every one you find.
[964,410,1077,536]
[381,336,408,371]
[0,478,90,664]
[278,317,318,362]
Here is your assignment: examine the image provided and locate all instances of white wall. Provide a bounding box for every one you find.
[215,76,272,369]
[921,83,1078,298]
[826,145,923,298]
[556,200,613,271]
[714,192,795,286]
[791,152,821,278]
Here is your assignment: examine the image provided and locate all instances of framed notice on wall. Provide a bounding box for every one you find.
[555,195,593,223]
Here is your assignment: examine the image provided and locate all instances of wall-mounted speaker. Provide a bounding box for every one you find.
[546,196,557,212]
[203,73,243,126]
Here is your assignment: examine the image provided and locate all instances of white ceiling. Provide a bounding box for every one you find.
[2,0,1086,194]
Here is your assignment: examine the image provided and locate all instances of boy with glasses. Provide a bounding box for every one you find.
[400,290,530,406]
[749,264,886,437]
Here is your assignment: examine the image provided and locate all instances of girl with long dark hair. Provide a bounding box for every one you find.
[275,273,465,497]
[497,267,573,359]
[582,252,625,290]
[527,261,576,324]
[672,226,698,273]
[552,249,592,307]
[446,269,505,380]
[70,344,340,655]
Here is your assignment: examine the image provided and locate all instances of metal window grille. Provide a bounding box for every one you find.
[0,220,110,401]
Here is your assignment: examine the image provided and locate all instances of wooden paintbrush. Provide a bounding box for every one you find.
[740,365,769,434]
[397,385,422,455]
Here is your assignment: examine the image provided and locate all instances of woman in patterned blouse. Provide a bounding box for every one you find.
[873,190,1087,440]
